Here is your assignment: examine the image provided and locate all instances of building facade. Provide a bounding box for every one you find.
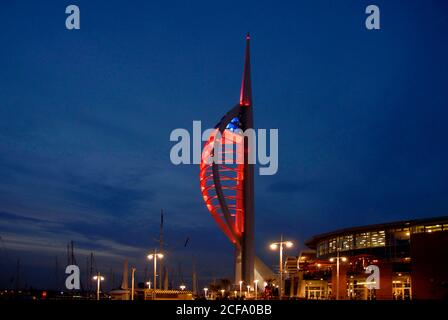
[285,216,448,300]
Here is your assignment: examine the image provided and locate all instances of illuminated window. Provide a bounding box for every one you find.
[425,225,442,233]
[328,238,337,254]
[339,235,353,251]
[413,225,425,234]
[371,231,386,247]
[355,231,385,249]
[355,233,369,248]
[317,242,328,257]
[413,224,446,234]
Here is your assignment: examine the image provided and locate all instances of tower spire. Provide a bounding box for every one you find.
[239,33,252,106]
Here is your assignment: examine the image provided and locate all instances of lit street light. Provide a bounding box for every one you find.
[239,280,243,298]
[147,249,164,291]
[254,279,259,300]
[329,251,348,300]
[92,273,105,301]
[203,287,208,299]
[221,289,225,297]
[146,281,151,289]
[270,235,293,299]
[131,267,136,301]
[180,285,186,291]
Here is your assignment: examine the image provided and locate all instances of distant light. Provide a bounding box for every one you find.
[341,257,347,262]
[285,241,293,248]
[329,258,334,262]
[157,253,164,259]
[270,243,278,250]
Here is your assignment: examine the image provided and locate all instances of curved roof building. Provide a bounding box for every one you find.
[285,216,448,300]
[306,216,448,261]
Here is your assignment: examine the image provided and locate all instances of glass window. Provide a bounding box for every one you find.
[413,225,425,234]
[339,235,353,251]
[371,230,385,247]
[425,225,442,233]
[328,238,337,254]
[355,233,369,248]
[355,231,385,248]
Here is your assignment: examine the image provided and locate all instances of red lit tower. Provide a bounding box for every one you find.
[200,34,255,285]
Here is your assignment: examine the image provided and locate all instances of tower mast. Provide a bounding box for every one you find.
[199,34,256,287]
[159,209,164,289]
[241,33,255,285]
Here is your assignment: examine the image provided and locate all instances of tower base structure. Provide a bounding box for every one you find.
[235,252,274,287]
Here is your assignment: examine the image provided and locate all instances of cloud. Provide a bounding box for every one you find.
[0,211,51,224]
[0,210,146,261]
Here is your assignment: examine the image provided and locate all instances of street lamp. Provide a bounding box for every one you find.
[329,251,347,300]
[180,285,186,291]
[146,281,151,289]
[239,280,243,298]
[203,287,208,299]
[92,273,105,301]
[254,280,259,300]
[270,235,293,299]
[221,289,225,297]
[147,250,164,290]
[131,267,136,301]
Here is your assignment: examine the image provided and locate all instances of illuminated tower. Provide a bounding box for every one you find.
[200,34,255,285]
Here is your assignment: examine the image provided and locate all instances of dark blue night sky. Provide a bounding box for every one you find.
[1,0,448,289]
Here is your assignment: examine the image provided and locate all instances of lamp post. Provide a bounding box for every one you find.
[254,279,259,300]
[146,281,151,289]
[147,249,164,291]
[239,280,243,298]
[221,289,225,298]
[247,285,251,298]
[180,285,186,291]
[270,236,293,299]
[329,250,347,300]
[131,267,136,301]
[203,287,208,299]
[92,273,105,301]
